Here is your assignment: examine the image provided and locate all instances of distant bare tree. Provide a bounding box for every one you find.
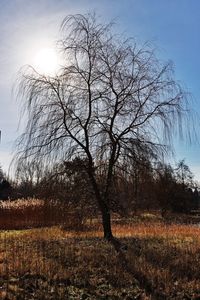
[15,14,189,241]
[16,160,44,186]
[175,159,194,187]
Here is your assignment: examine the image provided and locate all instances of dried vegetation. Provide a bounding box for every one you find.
[0,199,199,299]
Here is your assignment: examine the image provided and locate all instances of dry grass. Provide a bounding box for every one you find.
[0,228,142,299]
[0,201,199,298]
[0,198,84,230]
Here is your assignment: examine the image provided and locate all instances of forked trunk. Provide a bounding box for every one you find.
[100,198,126,251]
[87,167,113,240]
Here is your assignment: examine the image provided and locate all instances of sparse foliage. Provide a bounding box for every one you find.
[16,13,190,239]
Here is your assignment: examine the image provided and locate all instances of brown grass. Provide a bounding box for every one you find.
[0,201,199,298]
[0,198,86,230]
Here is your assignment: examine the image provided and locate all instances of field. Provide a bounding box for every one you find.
[0,200,199,299]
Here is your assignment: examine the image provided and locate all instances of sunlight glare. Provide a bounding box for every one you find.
[33,47,59,75]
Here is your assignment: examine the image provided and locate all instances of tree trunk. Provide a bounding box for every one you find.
[100,197,127,252]
[87,165,113,240]
[100,200,113,240]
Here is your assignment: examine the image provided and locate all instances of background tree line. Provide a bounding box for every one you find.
[1,156,198,217]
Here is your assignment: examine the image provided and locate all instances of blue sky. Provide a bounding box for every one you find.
[1,0,200,179]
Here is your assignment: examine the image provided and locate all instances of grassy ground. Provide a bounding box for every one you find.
[0,221,200,298]
[0,200,200,299]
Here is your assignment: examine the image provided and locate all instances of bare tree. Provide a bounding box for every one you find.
[175,159,194,187]
[16,160,44,186]
[15,14,189,241]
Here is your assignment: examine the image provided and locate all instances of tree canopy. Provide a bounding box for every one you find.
[15,13,190,240]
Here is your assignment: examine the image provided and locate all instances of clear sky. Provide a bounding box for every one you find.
[1,0,200,180]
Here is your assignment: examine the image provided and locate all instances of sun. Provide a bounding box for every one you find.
[33,47,59,75]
